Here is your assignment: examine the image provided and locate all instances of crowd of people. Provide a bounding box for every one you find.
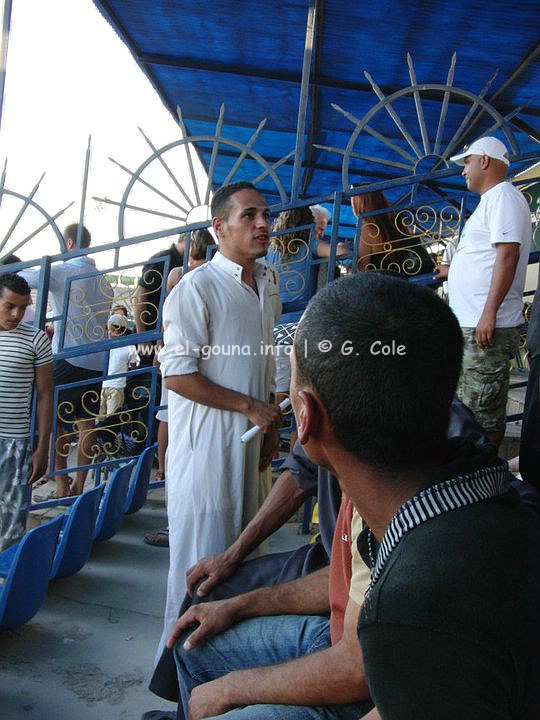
[0,135,538,719]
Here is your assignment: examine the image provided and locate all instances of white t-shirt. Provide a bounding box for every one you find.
[448,181,532,328]
[0,322,53,438]
[103,345,139,389]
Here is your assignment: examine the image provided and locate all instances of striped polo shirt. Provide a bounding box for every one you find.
[0,322,53,438]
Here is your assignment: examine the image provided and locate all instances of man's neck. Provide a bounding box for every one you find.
[332,454,435,542]
[220,249,258,289]
[479,175,506,196]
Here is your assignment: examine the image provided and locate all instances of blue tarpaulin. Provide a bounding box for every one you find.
[92,0,539,210]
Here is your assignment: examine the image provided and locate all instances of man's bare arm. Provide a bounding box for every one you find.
[187,469,308,597]
[476,242,520,348]
[316,240,350,258]
[187,596,369,720]
[167,566,330,650]
[165,372,281,432]
[29,363,53,483]
[432,263,449,281]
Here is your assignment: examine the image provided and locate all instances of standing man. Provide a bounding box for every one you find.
[437,136,532,447]
[21,224,113,497]
[157,182,281,652]
[0,273,53,550]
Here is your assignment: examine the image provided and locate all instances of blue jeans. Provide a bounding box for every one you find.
[174,614,372,719]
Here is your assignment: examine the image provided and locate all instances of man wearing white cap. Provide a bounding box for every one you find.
[436,136,532,447]
[100,314,139,417]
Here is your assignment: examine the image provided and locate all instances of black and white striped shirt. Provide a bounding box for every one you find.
[367,463,510,592]
[0,322,52,438]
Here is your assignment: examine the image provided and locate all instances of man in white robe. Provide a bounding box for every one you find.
[157,182,282,654]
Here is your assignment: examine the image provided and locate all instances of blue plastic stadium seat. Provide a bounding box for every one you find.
[124,443,158,515]
[50,484,105,580]
[93,460,135,542]
[0,515,64,630]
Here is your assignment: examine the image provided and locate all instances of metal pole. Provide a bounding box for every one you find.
[0,0,14,132]
[291,0,317,200]
[77,135,91,247]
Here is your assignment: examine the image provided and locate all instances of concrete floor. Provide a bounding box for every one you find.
[0,491,308,720]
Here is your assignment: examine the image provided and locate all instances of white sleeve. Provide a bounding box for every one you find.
[488,190,530,247]
[20,264,64,293]
[19,269,41,289]
[128,345,139,365]
[267,266,282,322]
[158,277,209,377]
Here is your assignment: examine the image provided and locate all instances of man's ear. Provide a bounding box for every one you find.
[296,389,322,446]
[480,154,490,170]
[212,216,223,242]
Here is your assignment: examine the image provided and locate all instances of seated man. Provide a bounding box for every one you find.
[150,396,500,711]
[171,491,372,720]
[99,313,139,418]
[149,440,342,707]
[168,272,540,720]
[292,272,540,719]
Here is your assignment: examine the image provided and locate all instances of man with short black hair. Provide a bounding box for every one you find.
[0,273,53,550]
[20,223,113,497]
[156,182,281,656]
[293,273,540,719]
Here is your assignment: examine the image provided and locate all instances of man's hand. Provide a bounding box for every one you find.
[475,309,496,349]
[28,446,49,484]
[432,264,449,281]
[188,678,235,720]
[186,552,239,598]
[259,429,280,471]
[166,598,239,651]
[246,399,282,434]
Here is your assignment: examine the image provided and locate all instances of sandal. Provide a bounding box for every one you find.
[33,476,50,489]
[143,530,169,547]
[33,489,75,502]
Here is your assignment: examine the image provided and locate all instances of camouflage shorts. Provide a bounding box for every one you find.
[457,327,521,434]
[0,437,32,551]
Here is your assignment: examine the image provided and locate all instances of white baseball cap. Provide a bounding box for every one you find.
[108,313,128,329]
[450,136,510,166]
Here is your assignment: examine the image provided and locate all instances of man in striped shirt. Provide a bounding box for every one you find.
[0,273,53,550]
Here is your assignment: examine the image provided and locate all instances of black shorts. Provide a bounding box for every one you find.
[53,359,102,426]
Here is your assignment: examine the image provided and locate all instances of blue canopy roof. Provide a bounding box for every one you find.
[93,0,539,213]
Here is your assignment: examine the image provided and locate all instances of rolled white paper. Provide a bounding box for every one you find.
[240,397,291,444]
